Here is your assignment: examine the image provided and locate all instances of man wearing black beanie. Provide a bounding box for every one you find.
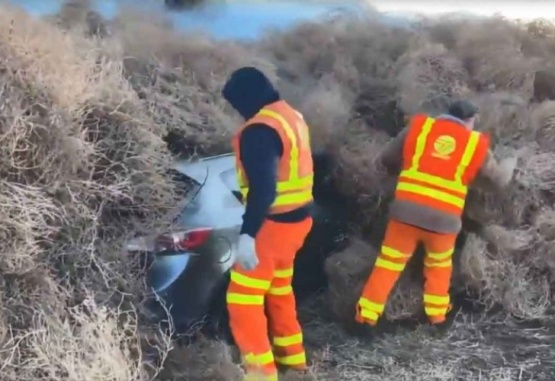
[222,66,316,381]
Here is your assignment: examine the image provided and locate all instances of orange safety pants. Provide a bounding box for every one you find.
[356,219,457,326]
[227,217,313,381]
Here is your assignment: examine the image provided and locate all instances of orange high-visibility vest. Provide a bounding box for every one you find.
[231,100,314,215]
[395,114,490,216]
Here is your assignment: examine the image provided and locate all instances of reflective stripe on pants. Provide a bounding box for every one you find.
[243,351,279,381]
[356,219,457,325]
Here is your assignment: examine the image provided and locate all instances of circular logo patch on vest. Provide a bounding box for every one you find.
[432,135,456,159]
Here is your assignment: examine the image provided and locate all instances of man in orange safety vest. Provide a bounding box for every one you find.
[356,99,517,331]
[222,66,316,381]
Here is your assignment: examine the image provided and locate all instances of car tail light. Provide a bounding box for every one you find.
[155,227,213,252]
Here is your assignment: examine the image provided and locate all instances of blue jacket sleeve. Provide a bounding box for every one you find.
[238,124,283,238]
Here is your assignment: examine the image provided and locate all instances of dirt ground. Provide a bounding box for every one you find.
[2,0,555,380]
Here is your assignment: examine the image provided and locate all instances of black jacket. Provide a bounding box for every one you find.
[222,67,310,238]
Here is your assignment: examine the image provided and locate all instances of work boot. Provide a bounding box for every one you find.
[280,368,318,381]
[427,320,448,338]
[346,321,376,338]
[428,305,456,337]
[427,314,456,338]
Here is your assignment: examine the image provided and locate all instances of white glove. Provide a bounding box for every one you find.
[235,234,259,271]
[499,156,518,185]
[501,156,518,174]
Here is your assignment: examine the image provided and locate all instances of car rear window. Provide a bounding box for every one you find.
[167,168,200,198]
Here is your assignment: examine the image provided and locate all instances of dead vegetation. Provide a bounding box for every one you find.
[299,296,555,380]
[0,3,178,380]
[2,0,555,379]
